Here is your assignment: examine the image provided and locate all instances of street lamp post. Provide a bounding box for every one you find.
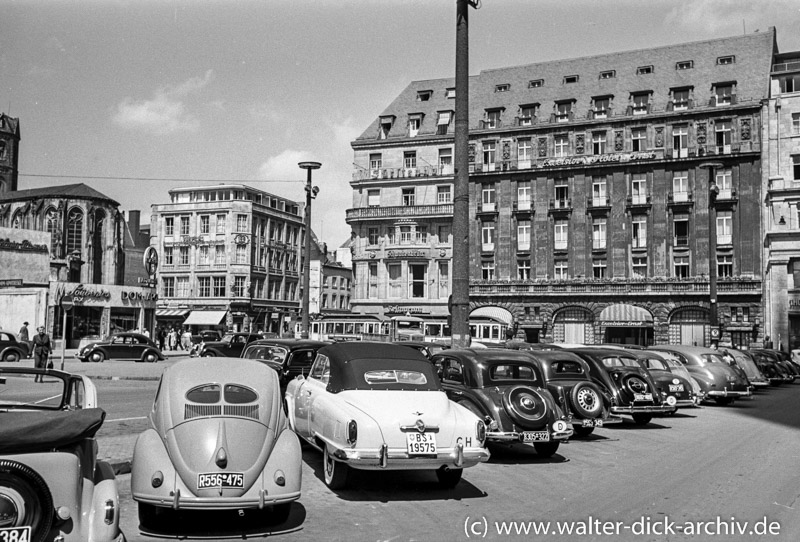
[298,161,321,340]
[699,161,722,347]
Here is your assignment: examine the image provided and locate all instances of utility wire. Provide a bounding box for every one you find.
[20,172,303,184]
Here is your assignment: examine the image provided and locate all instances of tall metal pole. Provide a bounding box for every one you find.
[700,162,721,347]
[299,161,321,340]
[451,0,476,348]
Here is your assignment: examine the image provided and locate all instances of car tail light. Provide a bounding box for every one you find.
[274,470,286,486]
[103,500,115,525]
[56,506,71,521]
[347,419,357,445]
[151,471,164,488]
[476,420,486,443]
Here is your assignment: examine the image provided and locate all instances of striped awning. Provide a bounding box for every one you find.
[599,304,653,327]
[470,306,513,325]
[183,310,228,326]
[156,309,190,318]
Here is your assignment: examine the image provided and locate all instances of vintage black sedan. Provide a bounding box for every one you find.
[429,348,572,457]
[76,332,164,363]
[623,350,700,409]
[199,332,263,358]
[241,339,330,389]
[0,329,30,361]
[566,347,675,425]
[524,350,622,437]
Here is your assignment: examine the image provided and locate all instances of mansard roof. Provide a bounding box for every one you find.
[354,28,776,144]
[0,183,120,207]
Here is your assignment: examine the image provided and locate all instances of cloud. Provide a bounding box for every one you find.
[663,0,793,35]
[258,149,315,180]
[112,70,214,135]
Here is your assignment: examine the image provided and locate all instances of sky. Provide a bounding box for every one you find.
[2,0,800,249]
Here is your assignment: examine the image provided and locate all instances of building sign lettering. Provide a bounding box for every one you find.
[542,151,657,168]
[0,238,49,254]
[601,321,654,328]
[122,290,159,301]
[0,279,23,287]
[790,295,800,313]
[386,250,427,259]
[386,306,429,315]
[70,284,112,302]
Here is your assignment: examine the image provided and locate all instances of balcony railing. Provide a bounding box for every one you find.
[346,203,454,223]
[469,277,761,295]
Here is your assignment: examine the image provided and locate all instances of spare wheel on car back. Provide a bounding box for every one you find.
[570,382,604,418]
[622,373,650,398]
[502,386,548,426]
[0,459,54,540]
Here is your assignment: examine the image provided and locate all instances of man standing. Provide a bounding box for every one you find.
[32,326,51,383]
[18,321,31,358]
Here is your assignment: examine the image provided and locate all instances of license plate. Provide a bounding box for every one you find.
[634,393,653,401]
[406,432,437,456]
[668,384,684,392]
[197,472,245,489]
[582,418,603,427]
[0,526,31,542]
[522,431,550,442]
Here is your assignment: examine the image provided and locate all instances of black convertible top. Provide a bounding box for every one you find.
[0,408,106,454]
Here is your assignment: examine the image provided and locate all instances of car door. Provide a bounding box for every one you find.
[106,335,127,358]
[294,354,330,439]
[286,349,315,382]
[129,335,148,359]
[229,334,249,356]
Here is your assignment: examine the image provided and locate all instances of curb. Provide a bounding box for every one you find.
[90,375,162,381]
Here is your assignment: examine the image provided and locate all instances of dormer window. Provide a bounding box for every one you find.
[436,111,452,135]
[446,88,456,99]
[555,101,573,123]
[518,104,538,126]
[712,83,735,106]
[417,90,433,101]
[670,87,692,111]
[592,96,611,119]
[717,55,735,65]
[408,114,424,137]
[631,92,650,115]
[484,109,503,129]
[529,79,544,88]
[378,116,395,140]
[676,60,694,70]
[495,84,510,93]
[599,70,615,80]
[564,75,579,84]
[637,65,654,75]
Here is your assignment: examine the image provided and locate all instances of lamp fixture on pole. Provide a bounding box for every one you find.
[299,161,321,340]
[699,161,723,347]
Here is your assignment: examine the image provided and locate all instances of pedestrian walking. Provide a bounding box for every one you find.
[168,328,178,351]
[157,327,167,351]
[181,328,193,351]
[32,326,51,383]
[18,321,31,358]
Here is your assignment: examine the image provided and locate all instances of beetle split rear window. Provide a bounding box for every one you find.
[186,383,258,403]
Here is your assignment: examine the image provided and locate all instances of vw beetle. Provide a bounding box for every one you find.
[430,348,573,456]
[132,358,301,529]
[285,342,490,490]
[0,366,123,542]
[76,332,164,363]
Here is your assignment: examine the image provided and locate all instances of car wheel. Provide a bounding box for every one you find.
[268,502,292,525]
[533,442,560,458]
[435,466,463,489]
[143,352,158,363]
[572,425,595,438]
[323,445,348,490]
[201,351,215,357]
[0,460,54,540]
[570,383,603,419]
[714,397,734,406]
[90,351,105,363]
[3,351,20,362]
[631,413,653,425]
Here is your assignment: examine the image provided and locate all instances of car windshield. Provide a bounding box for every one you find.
[601,356,639,368]
[489,363,539,383]
[0,372,67,410]
[244,345,289,363]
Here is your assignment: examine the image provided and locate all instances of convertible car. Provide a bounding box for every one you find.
[284,342,490,490]
[131,358,302,529]
[0,366,124,542]
[76,332,164,363]
[430,348,574,454]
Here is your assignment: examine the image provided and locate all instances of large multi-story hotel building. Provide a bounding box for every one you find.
[348,29,780,347]
[150,185,304,334]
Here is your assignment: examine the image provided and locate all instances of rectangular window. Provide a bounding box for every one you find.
[213,276,225,297]
[199,215,210,234]
[632,256,647,277]
[554,135,569,157]
[555,181,569,208]
[593,97,610,119]
[517,259,531,280]
[437,185,452,204]
[714,84,733,105]
[438,261,449,299]
[236,214,248,233]
[716,169,733,199]
[495,84,510,92]
[163,247,174,265]
[593,259,607,279]
[715,121,732,154]
[637,65,653,75]
[438,148,453,174]
[517,220,531,251]
[486,110,502,129]
[674,214,689,246]
[481,221,495,251]
[408,263,427,298]
[216,214,226,234]
[631,174,647,204]
[717,210,732,245]
[368,227,380,246]
[388,263,403,298]
[402,188,415,206]
[408,117,421,137]
[674,255,690,278]
[483,141,496,171]
[632,216,647,248]
[180,216,190,236]
[482,260,495,280]
[437,224,451,244]
[632,128,646,151]
[198,245,209,266]
[415,226,428,244]
[214,245,226,266]
[632,93,649,115]
[481,184,496,212]
[198,276,211,298]
[556,102,572,122]
[554,260,568,280]
[163,277,175,297]
[676,60,693,70]
[518,181,531,210]
[179,246,189,266]
[517,138,532,166]
[404,151,417,170]
[794,156,800,181]
[519,105,536,126]
[672,89,690,110]
[436,112,451,135]
[554,220,568,250]
[673,171,689,201]
[368,263,378,299]
[793,113,800,135]
[399,225,413,244]
[235,244,247,264]
[367,189,380,207]
[717,56,735,65]
[529,79,543,88]
[672,125,689,158]
[164,217,174,236]
[369,153,382,171]
[718,254,733,277]
[592,218,607,250]
[592,132,606,154]
[176,277,190,297]
[592,177,607,207]
[232,276,246,297]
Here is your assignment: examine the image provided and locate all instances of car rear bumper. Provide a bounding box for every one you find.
[487,426,573,444]
[611,404,676,415]
[572,415,624,428]
[705,388,751,398]
[135,490,301,510]
[331,443,490,470]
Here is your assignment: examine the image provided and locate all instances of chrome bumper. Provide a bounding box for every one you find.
[611,404,676,415]
[486,427,573,443]
[332,443,490,470]
[706,388,751,398]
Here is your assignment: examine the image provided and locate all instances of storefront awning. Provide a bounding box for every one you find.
[599,304,653,327]
[183,310,228,326]
[156,309,189,318]
[469,306,513,325]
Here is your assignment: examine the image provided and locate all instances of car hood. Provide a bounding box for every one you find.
[339,390,463,448]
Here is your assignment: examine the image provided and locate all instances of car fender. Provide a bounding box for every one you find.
[259,427,303,496]
[0,346,25,360]
[311,393,378,448]
[131,428,175,501]
[89,460,122,541]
